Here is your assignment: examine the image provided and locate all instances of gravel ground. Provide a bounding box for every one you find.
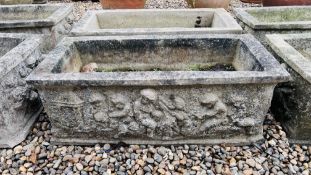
[1,113,310,175]
[1,0,310,175]
[53,0,261,22]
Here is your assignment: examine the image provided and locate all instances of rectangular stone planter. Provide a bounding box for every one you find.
[267,33,311,144]
[0,4,74,52]
[27,34,290,145]
[0,33,43,148]
[70,9,242,36]
[233,6,311,46]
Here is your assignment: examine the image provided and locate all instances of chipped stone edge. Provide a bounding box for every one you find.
[0,106,43,148]
[0,3,73,29]
[26,34,290,87]
[266,33,311,84]
[233,6,311,30]
[70,8,243,37]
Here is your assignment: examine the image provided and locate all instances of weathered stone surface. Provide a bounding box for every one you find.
[267,33,311,144]
[233,6,311,46]
[27,34,289,145]
[0,4,74,52]
[70,9,242,36]
[0,0,33,5]
[0,33,43,148]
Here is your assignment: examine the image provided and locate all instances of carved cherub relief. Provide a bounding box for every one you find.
[90,93,109,126]
[197,93,228,133]
[134,89,165,138]
[108,93,139,138]
[159,94,189,137]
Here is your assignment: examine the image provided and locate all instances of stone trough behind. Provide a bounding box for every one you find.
[71,9,242,36]
[233,6,311,46]
[27,34,290,145]
[0,33,43,148]
[0,4,74,52]
[267,33,311,144]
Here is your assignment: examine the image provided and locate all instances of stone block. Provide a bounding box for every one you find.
[71,9,242,36]
[267,33,311,144]
[0,4,74,52]
[0,33,43,148]
[233,6,311,46]
[27,34,290,145]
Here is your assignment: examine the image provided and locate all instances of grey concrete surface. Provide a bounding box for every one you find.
[27,34,289,145]
[70,8,242,36]
[267,33,311,144]
[0,33,43,148]
[0,4,74,52]
[233,6,311,46]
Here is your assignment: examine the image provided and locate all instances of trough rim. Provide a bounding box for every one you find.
[0,33,42,78]
[266,33,311,84]
[0,3,73,29]
[70,8,243,36]
[233,6,311,30]
[26,34,290,87]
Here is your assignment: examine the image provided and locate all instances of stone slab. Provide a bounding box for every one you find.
[70,8,242,36]
[27,34,290,145]
[233,6,311,46]
[0,4,74,52]
[0,33,43,148]
[267,33,311,144]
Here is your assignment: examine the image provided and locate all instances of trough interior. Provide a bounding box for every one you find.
[246,8,311,23]
[54,38,264,73]
[0,6,57,20]
[286,38,311,60]
[88,11,227,29]
[0,37,23,58]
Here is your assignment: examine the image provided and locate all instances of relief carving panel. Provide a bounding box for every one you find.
[43,85,271,144]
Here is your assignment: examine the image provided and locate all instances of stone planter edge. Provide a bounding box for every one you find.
[233,6,311,30]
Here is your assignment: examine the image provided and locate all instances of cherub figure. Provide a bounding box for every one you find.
[134,89,165,138]
[90,93,109,124]
[198,93,228,132]
[108,94,139,138]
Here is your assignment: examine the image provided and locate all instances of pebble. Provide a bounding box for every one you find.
[229,157,237,167]
[24,163,32,168]
[243,169,253,175]
[215,164,223,174]
[13,146,23,154]
[246,159,256,167]
[268,139,277,146]
[154,153,162,163]
[103,144,111,151]
[76,163,83,171]
[110,157,116,163]
[146,158,154,164]
[84,155,93,163]
[157,147,167,156]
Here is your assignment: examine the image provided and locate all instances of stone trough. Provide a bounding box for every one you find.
[0,4,74,51]
[70,9,242,36]
[267,33,311,144]
[0,33,43,148]
[233,6,311,46]
[27,34,290,145]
